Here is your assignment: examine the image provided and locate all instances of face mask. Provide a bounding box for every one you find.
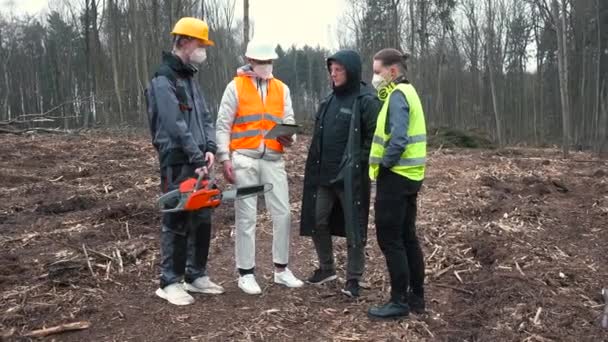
[372,73,390,89]
[253,64,273,79]
[190,47,207,64]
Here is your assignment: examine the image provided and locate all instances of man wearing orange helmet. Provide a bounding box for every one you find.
[146,17,223,306]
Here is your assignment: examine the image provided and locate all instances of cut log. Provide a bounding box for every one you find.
[23,321,91,338]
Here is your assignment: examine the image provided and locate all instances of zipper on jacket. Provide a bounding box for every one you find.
[258,78,266,159]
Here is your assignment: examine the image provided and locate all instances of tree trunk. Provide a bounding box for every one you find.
[536,59,544,145]
[91,0,102,125]
[409,0,415,56]
[435,30,446,124]
[595,0,602,153]
[578,23,587,148]
[141,0,150,97]
[599,81,608,158]
[553,0,571,157]
[243,0,250,50]
[417,0,428,99]
[487,58,503,147]
[3,60,10,121]
[83,0,91,128]
[19,85,25,116]
[130,0,143,122]
[110,0,124,123]
[486,0,503,147]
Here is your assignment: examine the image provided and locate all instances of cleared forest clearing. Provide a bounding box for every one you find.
[1,132,607,341]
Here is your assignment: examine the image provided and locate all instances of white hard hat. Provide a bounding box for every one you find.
[245,40,278,60]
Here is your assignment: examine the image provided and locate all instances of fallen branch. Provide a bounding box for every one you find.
[601,288,608,330]
[434,283,474,295]
[433,264,456,279]
[23,321,91,338]
[82,244,96,278]
[533,307,543,325]
[0,127,70,135]
[57,240,115,262]
[116,248,124,274]
[1,328,16,339]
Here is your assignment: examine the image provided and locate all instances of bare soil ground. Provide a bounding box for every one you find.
[1,132,607,341]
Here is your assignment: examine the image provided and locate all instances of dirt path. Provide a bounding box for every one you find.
[1,132,607,341]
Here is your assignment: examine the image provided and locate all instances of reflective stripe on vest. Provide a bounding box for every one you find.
[372,134,427,146]
[369,156,427,167]
[369,83,427,181]
[233,114,283,125]
[230,76,285,153]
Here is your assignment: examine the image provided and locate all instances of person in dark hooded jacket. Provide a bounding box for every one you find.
[300,50,381,297]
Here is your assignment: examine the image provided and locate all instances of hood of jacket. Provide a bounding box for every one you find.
[327,49,362,96]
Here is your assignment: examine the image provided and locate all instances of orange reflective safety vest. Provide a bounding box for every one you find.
[230,76,285,153]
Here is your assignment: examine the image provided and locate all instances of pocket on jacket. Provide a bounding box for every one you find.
[337,110,352,122]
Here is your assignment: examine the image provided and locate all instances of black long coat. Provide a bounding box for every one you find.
[300,83,381,247]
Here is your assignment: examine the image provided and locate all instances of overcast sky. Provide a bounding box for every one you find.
[0,0,347,50]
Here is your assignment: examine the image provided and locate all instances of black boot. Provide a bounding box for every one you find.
[407,292,426,314]
[368,300,409,319]
[341,279,361,298]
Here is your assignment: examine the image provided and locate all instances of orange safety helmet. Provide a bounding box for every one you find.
[171,17,215,46]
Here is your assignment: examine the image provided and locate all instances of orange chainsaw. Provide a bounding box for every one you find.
[158,173,272,213]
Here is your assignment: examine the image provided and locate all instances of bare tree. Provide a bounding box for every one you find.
[109,0,124,123]
[243,0,249,50]
[552,0,572,157]
[594,0,603,154]
[485,0,504,147]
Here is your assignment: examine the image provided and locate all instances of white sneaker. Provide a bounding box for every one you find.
[184,276,225,295]
[274,268,304,288]
[238,274,262,295]
[155,283,194,306]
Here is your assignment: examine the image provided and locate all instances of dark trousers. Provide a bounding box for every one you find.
[375,168,425,302]
[312,186,365,280]
[159,164,212,288]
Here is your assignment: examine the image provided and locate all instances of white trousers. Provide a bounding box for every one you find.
[233,152,291,270]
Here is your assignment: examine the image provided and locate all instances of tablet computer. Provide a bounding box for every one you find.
[264,124,301,139]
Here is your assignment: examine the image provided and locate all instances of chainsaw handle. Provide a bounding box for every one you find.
[194,171,206,191]
[194,160,213,191]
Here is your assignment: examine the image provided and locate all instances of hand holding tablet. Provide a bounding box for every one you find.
[264,124,301,139]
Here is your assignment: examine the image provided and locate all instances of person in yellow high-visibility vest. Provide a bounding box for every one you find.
[367,48,427,319]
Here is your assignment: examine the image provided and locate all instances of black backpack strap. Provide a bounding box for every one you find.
[154,65,191,112]
[154,64,178,87]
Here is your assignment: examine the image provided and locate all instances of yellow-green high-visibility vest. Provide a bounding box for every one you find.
[369,82,427,181]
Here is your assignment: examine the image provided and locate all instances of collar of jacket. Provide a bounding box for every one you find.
[236,64,275,80]
[394,75,410,84]
[162,51,197,78]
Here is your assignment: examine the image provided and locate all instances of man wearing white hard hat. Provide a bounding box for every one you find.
[216,39,304,294]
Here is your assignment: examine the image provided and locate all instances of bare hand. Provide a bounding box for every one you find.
[222,160,235,184]
[277,135,293,147]
[205,152,215,169]
[195,166,208,176]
